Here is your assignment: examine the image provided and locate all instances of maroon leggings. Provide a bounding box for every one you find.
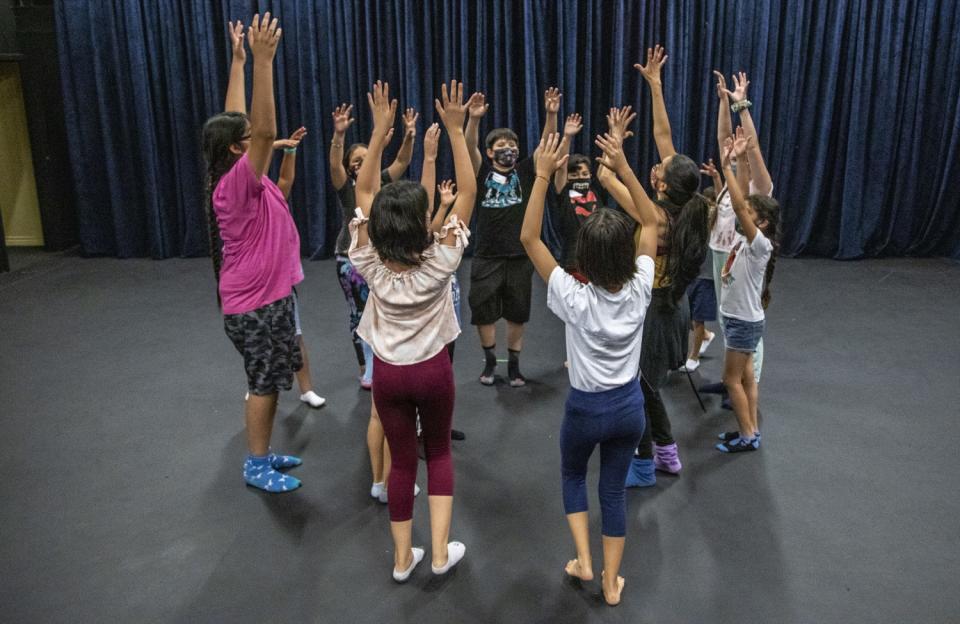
[373,349,455,522]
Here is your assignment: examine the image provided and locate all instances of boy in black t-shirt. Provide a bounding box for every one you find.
[464,88,560,386]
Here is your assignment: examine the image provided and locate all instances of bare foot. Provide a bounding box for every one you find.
[564,558,593,581]
[601,571,625,606]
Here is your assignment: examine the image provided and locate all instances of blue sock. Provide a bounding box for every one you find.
[267,450,302,470]
[361,341,374,384]
[244,454,301,492]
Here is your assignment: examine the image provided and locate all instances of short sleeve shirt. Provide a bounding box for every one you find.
[719,230,773,322]
[473,157,536,258]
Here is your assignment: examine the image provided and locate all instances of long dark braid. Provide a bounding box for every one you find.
[201,112,247,304]
[660,155,710,306]
[749,195,782,309]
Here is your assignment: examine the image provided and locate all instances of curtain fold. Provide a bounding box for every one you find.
[54,0,960,259]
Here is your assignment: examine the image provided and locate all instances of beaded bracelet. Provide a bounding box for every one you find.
[731,99,753,113]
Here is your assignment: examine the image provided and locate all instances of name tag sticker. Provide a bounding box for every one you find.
[491,172,508,184]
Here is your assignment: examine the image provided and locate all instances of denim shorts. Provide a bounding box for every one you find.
[722,316,765,353]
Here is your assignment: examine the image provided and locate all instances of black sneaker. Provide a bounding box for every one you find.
[718,431,762,444]
[715,436,758,453]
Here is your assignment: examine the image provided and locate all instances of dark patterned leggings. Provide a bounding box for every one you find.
[335,254,370,367]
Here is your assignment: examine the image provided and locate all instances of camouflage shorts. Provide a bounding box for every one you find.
[224,294,303,395]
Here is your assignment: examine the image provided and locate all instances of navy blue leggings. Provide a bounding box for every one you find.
[560,379,646,537]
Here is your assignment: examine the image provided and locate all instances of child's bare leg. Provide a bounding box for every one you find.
[742,355,759,435]
[564,511,594,581]
[601,536,626,606]
[723,350,754,438]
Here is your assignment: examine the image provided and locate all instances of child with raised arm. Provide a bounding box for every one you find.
[707,71,776,385]
[349,81,477,582]
[521,131,658,607]
[329,104,418,389]
[464,88,560,387]
[625,46,711,486]
[715,137,780,452]
[269,126,326,408]
[201,15,303,492]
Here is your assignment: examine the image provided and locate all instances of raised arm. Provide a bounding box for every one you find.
[245,13,281,178]
[420,122,441,230]
[274,126,306,199]
[520,133,568,283]
[700,158,723,196]
[596,106,638,210]
[635,45,676,160]
[720,136,758,243]
[328,104,354,190]
[731,127,752,194]
[385,108,418,181]
[595,132,658,259]
[534,87,561,164]
[354,81,398,247]
[553,113,583,192]
[713,71,733,161]
[224,21,246,113]
[431,180,457,234]
[729,72,773,195]
[465,92,488,176]
[433,82,477,245]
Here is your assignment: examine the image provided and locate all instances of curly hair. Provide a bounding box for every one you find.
[748,195,781,309]
[658,154,710,305]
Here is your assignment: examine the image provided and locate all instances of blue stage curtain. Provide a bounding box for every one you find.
[54,0,960,259]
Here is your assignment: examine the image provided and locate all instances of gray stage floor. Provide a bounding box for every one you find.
[1,251,958,623]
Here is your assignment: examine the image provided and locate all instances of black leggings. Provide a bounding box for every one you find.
[635,377,675,459]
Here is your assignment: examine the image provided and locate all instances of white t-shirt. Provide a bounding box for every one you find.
[719,230,773,322]
[709,181,774,253]
[546,256,655,392]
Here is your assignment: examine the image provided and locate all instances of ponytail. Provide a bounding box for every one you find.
[748,194,782,310]
[664,194,710,306]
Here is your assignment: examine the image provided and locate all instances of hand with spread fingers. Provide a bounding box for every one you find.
[247,12,282,60]
[634,45,668,85]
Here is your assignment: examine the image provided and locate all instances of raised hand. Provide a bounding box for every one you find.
[606,106,636,141]
[332,104,355,135]
[403,108,419,138]
[563,113,583,137]
[535,133,569,178]
[467,92,489,119]
[730,71,750,103]
[273,126,307,150]
[732,126,752,157]
[721,137,736,168]
[634,45,668,84]
[434,80,468,131]
[594,132,629,174]
[423,123,441,160]
[247,12,281,61]
[367,80,398,134]
[229,20,245,62]
[544,87,562,114]
[699,158,718,178]
[438,180,457,207]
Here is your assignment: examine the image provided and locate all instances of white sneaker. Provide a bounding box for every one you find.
[681,358,700,372]
[699,332,715,356]
[300,391,326,408]
[371,482,384,499]
[431,541,466,575]
[393,547,425,583]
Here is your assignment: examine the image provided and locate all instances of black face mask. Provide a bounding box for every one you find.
[570,180,591,193]
[349,164,361,178]
[493,147,519,168]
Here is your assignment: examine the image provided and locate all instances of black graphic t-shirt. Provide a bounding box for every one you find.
[473,157,536,258]
[552,181,602,269]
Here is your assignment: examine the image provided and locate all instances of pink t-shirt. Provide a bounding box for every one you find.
[213,154,303,314]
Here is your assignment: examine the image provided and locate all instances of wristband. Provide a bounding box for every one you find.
[284,147,297,154]
[731,99,753,113]
[330,142,343,148]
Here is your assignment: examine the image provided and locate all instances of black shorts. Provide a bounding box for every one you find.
[224,294,303,395]
[468,256,534,325]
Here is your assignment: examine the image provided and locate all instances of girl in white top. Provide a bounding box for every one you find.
[715,137,781,453]
[520,131,659,607]
[348,81,477,583]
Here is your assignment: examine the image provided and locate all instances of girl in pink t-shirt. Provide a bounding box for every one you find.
[201,15,303,493]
